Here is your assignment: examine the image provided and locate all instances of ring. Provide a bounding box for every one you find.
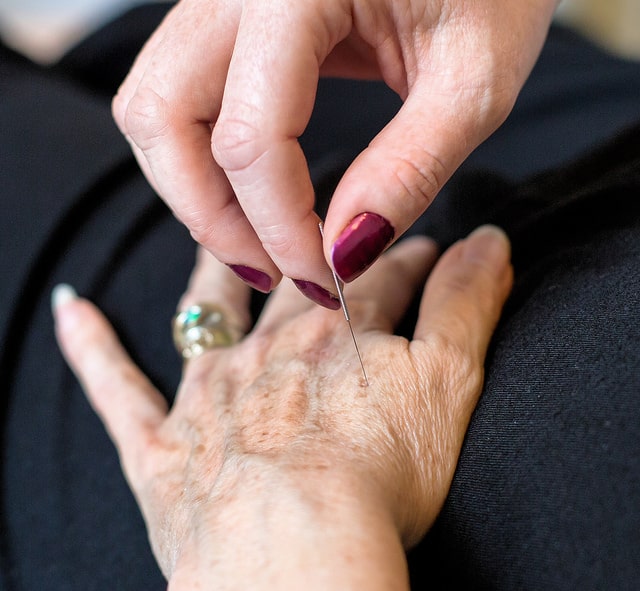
[172,304,243,360]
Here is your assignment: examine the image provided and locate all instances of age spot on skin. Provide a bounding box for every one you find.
[232,364,313,455]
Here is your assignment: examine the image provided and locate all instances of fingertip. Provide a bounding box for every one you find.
[228,264,274,293]
[51,289,116,369]
[292,279,341,310]
[51,283,78,313]
[434,225,512,284]
[52,283,85,338]
[331,212,395,283]
[462,225,511,275]
[413,225,513,348]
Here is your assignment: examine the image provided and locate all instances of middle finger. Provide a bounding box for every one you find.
[344,236,439,331]
[118,0,282,288]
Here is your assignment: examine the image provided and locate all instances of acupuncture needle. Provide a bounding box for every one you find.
[319,222,369,387]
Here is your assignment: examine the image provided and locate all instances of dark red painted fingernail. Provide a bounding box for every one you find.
[331,212,394,282]
[292,280,341,310]
[228,265,272,293]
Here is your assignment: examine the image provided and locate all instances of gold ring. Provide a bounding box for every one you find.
[172,304,243,360]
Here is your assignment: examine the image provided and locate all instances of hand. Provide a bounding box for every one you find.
[53,225,512,589]
[113,0,554,304]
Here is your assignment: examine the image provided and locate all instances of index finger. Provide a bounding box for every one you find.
[113,0,282,292]
[212,0,351,303]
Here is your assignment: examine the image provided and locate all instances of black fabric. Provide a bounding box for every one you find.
[56,4,173,98]
[408,123,640,590]
[1,6,640,589]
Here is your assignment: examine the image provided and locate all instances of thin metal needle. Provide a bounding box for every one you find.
[319,223,369,386]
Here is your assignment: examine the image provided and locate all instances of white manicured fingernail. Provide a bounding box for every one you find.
[51,283,78,313]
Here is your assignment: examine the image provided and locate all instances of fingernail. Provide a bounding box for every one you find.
[51,283,77,313]
[464,225,510,272]
[331,212,394,283]
[292,280,341,310]
[228,265,272,293]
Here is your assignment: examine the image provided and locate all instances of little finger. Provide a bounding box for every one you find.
[52,285,167,488]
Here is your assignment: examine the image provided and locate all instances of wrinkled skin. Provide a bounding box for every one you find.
[54,226,513,589]
[112,0,556,299]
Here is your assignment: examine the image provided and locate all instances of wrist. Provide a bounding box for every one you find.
[170,460,410,590]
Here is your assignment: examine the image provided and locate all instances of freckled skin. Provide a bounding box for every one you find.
[234,370,310,453]
[143,296,489,576]
[220,315,349,454]
[55,229,513,588]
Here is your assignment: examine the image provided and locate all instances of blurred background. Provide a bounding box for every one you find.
[0,0,167,62]
[556,0,640,58]
[0,0,638,63]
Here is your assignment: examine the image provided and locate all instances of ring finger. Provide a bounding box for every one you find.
[175,248,253,357]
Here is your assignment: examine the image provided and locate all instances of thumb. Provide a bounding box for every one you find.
[324,85,510,284]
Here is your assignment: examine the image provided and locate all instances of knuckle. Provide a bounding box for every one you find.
[258,223,298,259]
[447,251,500,299]
[463,67,520,134]
[122,86,172,151]
[111,89,128,131]
[425,331,480,391]
[188,223,215,249]
[390,148,446,207]
[477,82,517,131]
[211,108,267,173]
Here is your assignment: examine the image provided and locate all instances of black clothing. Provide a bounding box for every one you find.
[1,6,639,590]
